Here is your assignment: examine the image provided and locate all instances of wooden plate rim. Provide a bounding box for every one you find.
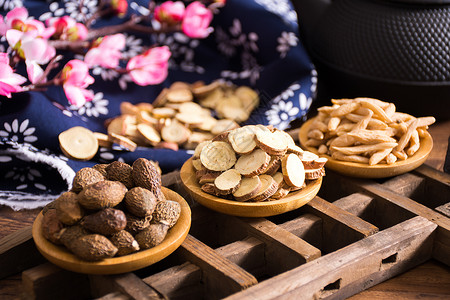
[180,158,322,217]
[298,117,433,178]
[32,187,191,275]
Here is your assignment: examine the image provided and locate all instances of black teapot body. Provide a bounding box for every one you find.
[293,0,450,119]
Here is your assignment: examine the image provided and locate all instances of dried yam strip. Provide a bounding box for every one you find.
[331,142,397,156]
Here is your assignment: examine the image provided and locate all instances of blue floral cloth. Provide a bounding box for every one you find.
[0,0,316,209]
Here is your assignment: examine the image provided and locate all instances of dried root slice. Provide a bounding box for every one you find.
[94,132,113,148]
[192,80,221,96]
[272,172,284,186]
[211,119,240,135]
[137,123,161,144]
[300,151,319,169]
[235,148,270,177]
[193,141,211,158]
[161,121,190,144]
[271,183,290,200]
[287,144,304,155]
[232,176,262,202]
[228,126,257,154]
[59,126,99,160]
[303,156,327,170]
[282,153,306,188]
[199,172,221,185]
[214,169,242,195]
[195,168,221,181]
[305,167,326,180]
[152,107,176,118]
[109,133,137,151]
[166,87,193,103]
[263,156,281,175]
[120,101,140,115]
[250,175,278,202]
[192,158,204,171]
[200,141,236,172]
[255,131,288,156]
[201,183,219,196]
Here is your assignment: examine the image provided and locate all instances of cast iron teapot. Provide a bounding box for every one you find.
[292,0,450,119]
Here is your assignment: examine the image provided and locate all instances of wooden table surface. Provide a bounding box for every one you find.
[0,120,449,299]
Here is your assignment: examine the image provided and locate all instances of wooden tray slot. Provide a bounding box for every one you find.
[303,196,379,254]
[22,262,91,300]
[278,213,323,250]
[176,234,258,299]
[220,216,321,277]
[225,216,437,300]
[142,237,265,299]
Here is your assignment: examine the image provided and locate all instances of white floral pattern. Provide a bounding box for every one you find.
[73,92,109,117]
[4,166,47,190]
[265,100,299,129]
[272,83,301,104]
[277,31,298,58]
[255,0,298,24]
[0,0,23,11]
[39,0,99,23]
[298,92,312,111]
[0,119,37,143]
[156,32,205,74]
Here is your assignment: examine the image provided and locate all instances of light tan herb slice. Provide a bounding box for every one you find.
[263,156,282,175]
[282,153,305,188]
[108,133,137,151]
[152,88,169,107]
[198,88,223,109]
[199,172,221,185]
[272,172,284,186]
[201,183,219,196]
[175,113,204,126]
[192,80,221,96]
[59,126,99,160]
[178,102,203,114]
[192,116,217,132]
[304,167,326,180]
[235,86,259,112]
[232,176,262,202]
[193,140,211,159]
[250,175,278,202]
[192,158,204,171]
[93,132,113,148]
[166,88,193,103]
[137,123,161,144]
[300,151,319,168]
[228,126,257,154]
[184,131,215,150]
[214,169,242,195]
[161,121,190,144]
[120,101,140,115]
[152,107,176,118]
[211,119,240,135]
[255,131,288,156]
[200,141,236,171]
[235,148,271,177]
[107,115,127,135]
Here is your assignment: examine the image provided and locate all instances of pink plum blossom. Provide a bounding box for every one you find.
[46,16,88,41]
[0,7,54,38]
[182,1,213,38]
[60,59,95,106]
[84,34,126,68]
[6,30,56,84]
[110,0,128,17]
[0,53,27,98]
[154,1,185,25]
[126,46,171,86]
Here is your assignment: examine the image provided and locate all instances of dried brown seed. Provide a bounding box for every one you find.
[132,158,165,201]
[152,200,181,228]
[58,225,90,248]
[125,213,152,235]
[69,234,118,261]
[78,180,127,210]
[92,164,109,177]
[81,208,127,235]
[55,191,84,225]
[135,223,169,249]
[41,209,64,244]
[105,161,134,189]
[110,230,140,256]
[125,187,157,217]
[72,167,104,193]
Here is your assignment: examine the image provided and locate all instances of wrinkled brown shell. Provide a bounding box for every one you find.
[80,208,127,235]
[92,164,109,177]
[125,213,152,235]
[135,223,169,249]
[110,230,140,256]
[132,158,165,201]
[106,161,134,189]
[55,191,84,225]
[78,180,127,210]
[152,200,181,228]
[58,225,90,248]
[41,209,64,244]
[72,167,105,193]
[69,234,118,261]
[124,187,157,217]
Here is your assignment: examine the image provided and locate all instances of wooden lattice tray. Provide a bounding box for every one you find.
[1,163,449,299]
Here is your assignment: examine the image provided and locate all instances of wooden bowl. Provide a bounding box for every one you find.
[180,158,322,217]
[32,187,191,275]
[298,118,433,178]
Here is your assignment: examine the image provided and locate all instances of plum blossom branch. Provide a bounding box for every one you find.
[0,0,225,107]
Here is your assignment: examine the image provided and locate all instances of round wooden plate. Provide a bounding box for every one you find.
[180,158,322,217]
[298,118,433,178]
[32,187,191,275]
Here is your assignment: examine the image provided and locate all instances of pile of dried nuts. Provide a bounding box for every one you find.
[40,158,181,261]
[193,124,327,202]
